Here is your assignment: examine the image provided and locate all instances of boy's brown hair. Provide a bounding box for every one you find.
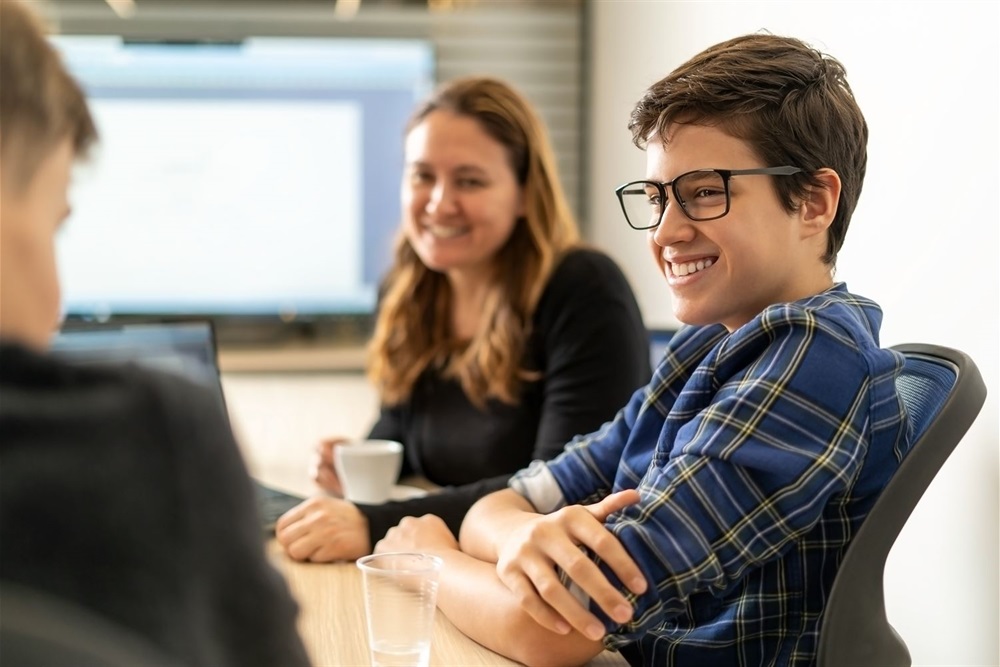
[629,33,867,266]
[0,0,97,191]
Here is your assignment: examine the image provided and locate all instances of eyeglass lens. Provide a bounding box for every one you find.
[620,170,729,228]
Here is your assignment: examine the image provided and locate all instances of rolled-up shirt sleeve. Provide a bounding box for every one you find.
[509,383,649,510]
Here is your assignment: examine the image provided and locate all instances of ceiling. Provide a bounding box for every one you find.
[50,0,581,10]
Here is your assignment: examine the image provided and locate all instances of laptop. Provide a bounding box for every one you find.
[50,320,305,536]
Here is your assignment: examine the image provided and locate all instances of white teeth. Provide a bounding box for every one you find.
[671,258,713,277]
[427,225,466,239]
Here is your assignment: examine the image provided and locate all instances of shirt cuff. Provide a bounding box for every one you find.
[508,460,566,513]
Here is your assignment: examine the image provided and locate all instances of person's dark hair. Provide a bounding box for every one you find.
[629,33,867,266]
[0,0,98,192]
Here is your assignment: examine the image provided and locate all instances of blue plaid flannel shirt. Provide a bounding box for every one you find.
[510,283,910,666]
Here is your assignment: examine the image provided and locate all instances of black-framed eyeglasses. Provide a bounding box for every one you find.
[615,166,804,229]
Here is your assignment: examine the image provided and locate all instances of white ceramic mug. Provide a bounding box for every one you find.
[333,439,403,505]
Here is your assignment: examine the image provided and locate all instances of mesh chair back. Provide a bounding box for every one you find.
[816,344,987,667]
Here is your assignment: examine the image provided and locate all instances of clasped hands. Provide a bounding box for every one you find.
[378,488,648,643]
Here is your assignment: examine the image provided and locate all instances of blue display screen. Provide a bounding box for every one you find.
[51,36,434,320]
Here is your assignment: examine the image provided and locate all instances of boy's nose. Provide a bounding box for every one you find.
[649,204,695,247]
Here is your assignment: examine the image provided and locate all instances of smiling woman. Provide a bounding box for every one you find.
[402,110,524,295]
[275,76,652,564]
[378,76,584,407]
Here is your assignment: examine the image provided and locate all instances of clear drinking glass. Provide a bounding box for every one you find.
[357,552,443,667]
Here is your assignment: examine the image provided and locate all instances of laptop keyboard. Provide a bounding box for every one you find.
[255,483,305,536]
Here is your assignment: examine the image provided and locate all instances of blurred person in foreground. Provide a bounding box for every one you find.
[0,2,310,665]
[276,76,650,563]
[374,33,911,667]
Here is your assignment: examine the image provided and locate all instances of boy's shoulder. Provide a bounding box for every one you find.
[662,284,889,373]
[719,284,901,386]
[754,283,884,349]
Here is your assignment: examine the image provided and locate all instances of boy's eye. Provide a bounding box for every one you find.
[410,171,433,184]
[456,177,485,188]
[693,187,725,200]
[643,187,664,210]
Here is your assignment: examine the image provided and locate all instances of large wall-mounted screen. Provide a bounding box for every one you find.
[51,36,434,323]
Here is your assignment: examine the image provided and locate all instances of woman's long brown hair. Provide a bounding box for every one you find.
[367,76,579,407]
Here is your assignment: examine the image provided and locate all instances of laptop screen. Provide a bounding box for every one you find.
[51,321,225,413]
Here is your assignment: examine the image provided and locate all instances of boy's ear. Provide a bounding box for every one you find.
[799,168,841,238]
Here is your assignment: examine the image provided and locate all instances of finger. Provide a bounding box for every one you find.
[275,516,313,546]
[587,489,641,521]
[313,465,335,486]
[504,570,574,637]
[316,440,333,461]
[575,529,646,598]
[314,466,342,495]
[284,534,322,562]
[277,497,331,536]
[585,494,647,596]
[307,543,343,563]
[318,436,345,451]
[318,436,348,457]
[315,439,339,467]
[499,534,608,639]
[373,534,398,555]
[520,562,607,641]
[547,542,633,626]
[275,500,309,533]
[276,508,325,547]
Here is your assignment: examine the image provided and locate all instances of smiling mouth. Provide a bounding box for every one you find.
[425,224,468,239]
[669,258,715,277]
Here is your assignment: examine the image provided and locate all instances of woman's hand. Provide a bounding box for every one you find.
[275,496,371,562]
[495,490,647,640]
[375,514,459,556]
[310,436,348,495]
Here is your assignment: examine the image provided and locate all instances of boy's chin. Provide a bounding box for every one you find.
[672,304,711,328]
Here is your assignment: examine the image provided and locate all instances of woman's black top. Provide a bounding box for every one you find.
[361,247,652,542]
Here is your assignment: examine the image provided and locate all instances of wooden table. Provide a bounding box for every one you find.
[224,372,626,665]
[268,541,510,665]
[268,541,628,667]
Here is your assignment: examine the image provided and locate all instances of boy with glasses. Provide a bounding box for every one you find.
[373,33,909,666]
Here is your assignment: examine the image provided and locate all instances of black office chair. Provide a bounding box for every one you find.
[0,582,185,667]
[816,343,987,667]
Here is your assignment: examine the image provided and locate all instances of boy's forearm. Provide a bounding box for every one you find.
[434,548,604,667]
[459,488,538,561]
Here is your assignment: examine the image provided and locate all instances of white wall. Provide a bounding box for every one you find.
[586,1,999,664]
